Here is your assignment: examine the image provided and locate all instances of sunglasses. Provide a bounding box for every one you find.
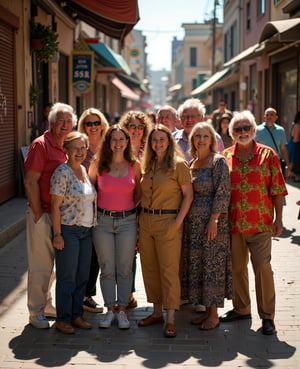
[128,123,145,130]
[233,125,252,133]
[84,121,101,127]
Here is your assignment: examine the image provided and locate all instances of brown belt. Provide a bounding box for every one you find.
[97,207,136,218]
[142,208,179,215]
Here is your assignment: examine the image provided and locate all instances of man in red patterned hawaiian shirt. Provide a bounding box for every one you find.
[220,110,287,335]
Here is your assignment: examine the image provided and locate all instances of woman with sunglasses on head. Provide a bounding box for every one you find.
[77,108,109,314]
[119,110,152,308]
[88,124,141,329]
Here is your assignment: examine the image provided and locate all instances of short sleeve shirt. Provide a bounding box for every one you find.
[141,158,192,210]
[223,141,287,234]
[24,131,67,213]
[50,163,97,226]
[255,123,288,158]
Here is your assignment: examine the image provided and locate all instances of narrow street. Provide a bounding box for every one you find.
[0,180,299,368]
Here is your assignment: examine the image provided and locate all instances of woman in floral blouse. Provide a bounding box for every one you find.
[50,131,97,334]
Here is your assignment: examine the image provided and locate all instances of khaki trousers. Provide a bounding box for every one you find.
[26,208,55,316]
[139,213,183,310]
[231,232,275,319]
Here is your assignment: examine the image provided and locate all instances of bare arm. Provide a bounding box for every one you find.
[24,169,43,221]
[280,144,291,177]
[133,161,142,205]
[175,183,193,229]
[88,159,98,185]
[51,194,64,250]
[272,195,284,237]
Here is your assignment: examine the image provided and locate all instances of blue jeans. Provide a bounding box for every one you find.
[93,213,137,307]
[55,225,92,322]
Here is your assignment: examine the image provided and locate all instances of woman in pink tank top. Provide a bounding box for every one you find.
[89,124,141,330]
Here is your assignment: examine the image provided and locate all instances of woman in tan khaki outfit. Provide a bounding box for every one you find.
[138,124,193,338]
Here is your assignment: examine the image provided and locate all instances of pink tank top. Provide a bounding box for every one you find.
[97,164,136,211]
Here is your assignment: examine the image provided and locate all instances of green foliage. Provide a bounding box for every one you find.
[30,21,59,63]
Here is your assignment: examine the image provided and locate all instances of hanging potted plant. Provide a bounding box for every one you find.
[30,20,59,64]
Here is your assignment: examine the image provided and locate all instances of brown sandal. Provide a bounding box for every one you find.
[138,314,164,327]
[198,318,220,330]
[164,323,177,338]
[190,314,208,325]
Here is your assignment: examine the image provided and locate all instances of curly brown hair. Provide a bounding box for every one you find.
[119,110,152,143]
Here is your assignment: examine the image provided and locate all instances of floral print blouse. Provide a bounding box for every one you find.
[50,163,97,227]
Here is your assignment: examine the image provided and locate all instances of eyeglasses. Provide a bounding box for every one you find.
[84,121,101,127]
[128,123,145,130]
[181,114,201,121]
[233,125,252,133]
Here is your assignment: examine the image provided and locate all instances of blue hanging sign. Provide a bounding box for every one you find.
[70,51,94,93]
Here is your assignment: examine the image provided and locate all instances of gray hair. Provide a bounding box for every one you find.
[48,102,77,128]
[177,98,206,118]
[157,105,178,119]
[228,110,257,139]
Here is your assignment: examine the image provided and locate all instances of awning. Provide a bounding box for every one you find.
[168,84,182,93]
[57,0,140,46]
[259,18,300,43]
[111,77,139,100]
[88,42,131,75]
[117,73,148,93]
[224,43,259,67]
[191,68,231,96]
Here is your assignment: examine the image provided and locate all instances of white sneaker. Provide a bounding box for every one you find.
[44,303,56,318]
[117,310,130,329]
[29,314,49,329]
[99,311,115,328]
[194,304,206,313]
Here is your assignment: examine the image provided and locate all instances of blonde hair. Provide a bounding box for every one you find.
[77,108,109,138]
[119,110,151,143]
[189,122,217,158]
[142,124,185,173]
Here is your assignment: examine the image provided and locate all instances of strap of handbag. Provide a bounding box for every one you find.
[264,124,281,157]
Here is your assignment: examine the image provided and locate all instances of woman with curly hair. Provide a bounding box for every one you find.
[77,108,109,314]
[89,125,141,330]
[138,124,193,338]
[119,110,152,160]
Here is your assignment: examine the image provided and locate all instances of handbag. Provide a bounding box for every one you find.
[264,125,286,177]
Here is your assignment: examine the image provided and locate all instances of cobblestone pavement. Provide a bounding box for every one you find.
[0,180,299,369]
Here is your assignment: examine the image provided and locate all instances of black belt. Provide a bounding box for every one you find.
[142,208,179,215]
[97,207,136,218]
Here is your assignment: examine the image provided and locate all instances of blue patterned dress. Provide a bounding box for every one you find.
[181,155,233,307]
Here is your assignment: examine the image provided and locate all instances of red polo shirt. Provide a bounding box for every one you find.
[24,130,67,213]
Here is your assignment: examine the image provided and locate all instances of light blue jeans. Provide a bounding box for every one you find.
[93,212,137,307]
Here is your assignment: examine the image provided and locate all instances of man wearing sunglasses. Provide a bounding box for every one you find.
[255,107,291,178]
[221,110,287,336]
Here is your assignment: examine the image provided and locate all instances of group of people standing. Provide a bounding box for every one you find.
[24,98,287,338]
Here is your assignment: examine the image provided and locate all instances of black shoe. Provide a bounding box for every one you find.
[219,310,252,322]
[83,297,103,313]
[262,319,276,335]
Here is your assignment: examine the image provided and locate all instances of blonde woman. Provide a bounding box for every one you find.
[77,108,109,313]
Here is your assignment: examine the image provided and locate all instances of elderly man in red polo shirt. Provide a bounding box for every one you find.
[221,110,287,335]
[24,103,76,329]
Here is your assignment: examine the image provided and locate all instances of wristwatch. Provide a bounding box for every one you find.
[210,217,219,223]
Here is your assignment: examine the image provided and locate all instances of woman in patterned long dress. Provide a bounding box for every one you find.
[181,122,233,330]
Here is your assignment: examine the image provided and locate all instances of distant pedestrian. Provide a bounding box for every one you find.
[256,107,292,178]
[212,99,232,130]
[217,113,233,148]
